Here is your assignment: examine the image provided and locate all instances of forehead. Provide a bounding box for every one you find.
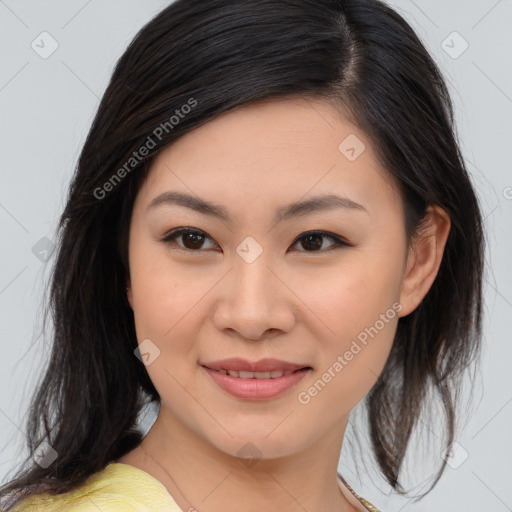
[136,96,403,225]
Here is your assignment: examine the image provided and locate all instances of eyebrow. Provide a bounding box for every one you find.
[147,191,367,223]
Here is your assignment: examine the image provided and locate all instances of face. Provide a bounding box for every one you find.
[126,96,430,461]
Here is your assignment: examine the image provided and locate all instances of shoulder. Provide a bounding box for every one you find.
[9,463,181,512]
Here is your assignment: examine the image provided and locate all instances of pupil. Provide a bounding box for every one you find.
[303,234,322,251]
[184,233,204,249]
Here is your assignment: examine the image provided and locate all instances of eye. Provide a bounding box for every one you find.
[289,230,352,252]
[161,227,351,253]
[161,227,218,252]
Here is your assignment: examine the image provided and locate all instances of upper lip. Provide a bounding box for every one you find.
[201,358,311,373]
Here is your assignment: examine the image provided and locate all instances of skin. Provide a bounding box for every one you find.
[117,96,450,512]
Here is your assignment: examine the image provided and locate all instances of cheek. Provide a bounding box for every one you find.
[297,250,403,340]
[128,230,204,330]
[294,253,402,405]
[130,275,210,363]
[128,254,209,401]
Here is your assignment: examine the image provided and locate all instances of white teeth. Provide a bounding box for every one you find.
[254,371,271,379]
[220,369,295,378]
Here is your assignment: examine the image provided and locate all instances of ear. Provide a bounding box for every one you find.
[398,205,451,317]
[126,279,133,309]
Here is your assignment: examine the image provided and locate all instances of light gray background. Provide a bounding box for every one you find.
[0,1,511,511]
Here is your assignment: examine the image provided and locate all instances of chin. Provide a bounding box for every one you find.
[199,427,309,463]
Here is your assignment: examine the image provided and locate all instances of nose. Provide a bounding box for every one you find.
[212,250,295,341]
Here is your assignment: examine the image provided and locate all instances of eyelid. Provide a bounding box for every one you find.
[160,227,353,252]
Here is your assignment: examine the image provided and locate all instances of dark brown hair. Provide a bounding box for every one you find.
[1,0,484,508]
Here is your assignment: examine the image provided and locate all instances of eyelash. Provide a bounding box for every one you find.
[160,227,352,253]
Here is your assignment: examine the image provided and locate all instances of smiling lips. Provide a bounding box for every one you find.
[201,358,312,400]
[216,369,294,379]
[201,357,311,374]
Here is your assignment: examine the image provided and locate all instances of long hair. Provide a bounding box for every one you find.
[1,0,484,507]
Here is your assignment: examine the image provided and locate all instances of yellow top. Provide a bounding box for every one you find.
[10,463,381,512]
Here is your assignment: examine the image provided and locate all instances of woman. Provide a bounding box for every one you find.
[0,0,484,511]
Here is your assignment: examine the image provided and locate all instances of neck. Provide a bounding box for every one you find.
[128,406,360,512]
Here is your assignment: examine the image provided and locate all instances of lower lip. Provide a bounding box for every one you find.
[203,366,311,400]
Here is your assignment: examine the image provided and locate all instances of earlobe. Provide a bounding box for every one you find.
[398,205,451,317]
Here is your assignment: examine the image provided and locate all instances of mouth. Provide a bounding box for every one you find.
[201,364,313,400]
[201,366,312,379]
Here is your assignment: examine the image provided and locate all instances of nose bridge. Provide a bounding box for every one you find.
[232,237,277,308]
[212,237,294,339]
